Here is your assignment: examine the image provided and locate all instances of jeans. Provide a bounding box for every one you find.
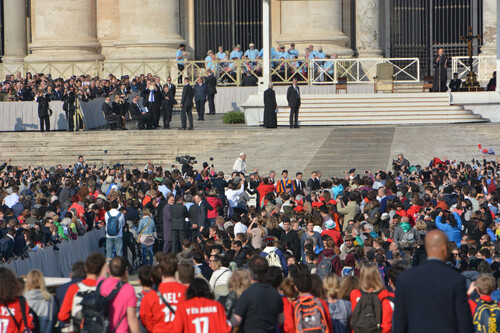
[141,243,154,266]
[106,237,123,258]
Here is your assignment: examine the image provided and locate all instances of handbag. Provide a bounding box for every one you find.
[137,217,154,244]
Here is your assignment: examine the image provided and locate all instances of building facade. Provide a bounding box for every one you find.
[0,0,494,75]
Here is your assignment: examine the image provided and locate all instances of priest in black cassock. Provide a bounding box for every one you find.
[263,83,278,128]
[432,48,449,92]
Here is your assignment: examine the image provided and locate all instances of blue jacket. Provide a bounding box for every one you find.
[436,212,462,247]
[193,83,208,102]
[137,216,156,236]
[0,235,14,260]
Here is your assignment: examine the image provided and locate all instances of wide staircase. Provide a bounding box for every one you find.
[0,128,259,168]
[273,93,488,126]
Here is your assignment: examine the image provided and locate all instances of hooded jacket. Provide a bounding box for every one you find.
[24,289,57,333]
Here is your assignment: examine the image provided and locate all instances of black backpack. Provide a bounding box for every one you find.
[80,280,124,333]
[351,291,383,333]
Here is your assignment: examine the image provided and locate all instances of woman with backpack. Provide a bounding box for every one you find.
[324,273,352,333]
[0,267,36,332]
[24,269,57,333]
[350,263,393,333]
[136,208,156,266]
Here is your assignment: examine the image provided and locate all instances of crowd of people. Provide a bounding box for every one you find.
[2,151,500,332]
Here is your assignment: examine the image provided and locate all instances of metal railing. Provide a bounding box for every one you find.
[0,58,422,86]
[451,56,496,83]
[310,58,420,84]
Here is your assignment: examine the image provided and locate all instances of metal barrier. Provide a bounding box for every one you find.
[0,58,422,86]
[310,58,420,84]
[451,56,496,83]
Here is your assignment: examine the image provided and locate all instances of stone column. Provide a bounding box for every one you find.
[276,0,353,58]
[26,0,103,62]
[96,0,120,59]
[355,0,382,57]
[109,0,185,60]
[2,0,27,63]
[481,0,497,56]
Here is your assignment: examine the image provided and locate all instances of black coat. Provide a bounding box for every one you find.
[142,88,162,107]
[181,84,194,108]
[263,88,277,128]
[393,259,473,333]
[129,102,142,117]
[170,203,188,231]
[102,102,113,116]
[197,200,213,228]
[206,74,217,95]
[52,89,63,101]
[36,95,50,118]
[286,85,301,108]
[194,83,208,102]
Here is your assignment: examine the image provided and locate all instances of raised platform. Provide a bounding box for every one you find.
[243,92,489,126]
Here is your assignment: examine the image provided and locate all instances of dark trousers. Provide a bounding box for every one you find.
[66,110,75,131]
[195,100,206,120]
[208,94,216,114]
[148,102,160,127]
[177,64,185,84]
[171,229,185,254]
[138,113,153,129]
[181,106,194,129]
[105,114,120,129]
[162,104,173,127]
[289,106,299,127]
[39,116,50,132]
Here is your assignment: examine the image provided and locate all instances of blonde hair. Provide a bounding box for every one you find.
[415,220,427,231]
[211,257,222,271]
[359,264,384,293]
[24,270,50,301]
[143,207,151,216]
[323,273,341,299]
[266,215,279,230]
[228,270,251,297]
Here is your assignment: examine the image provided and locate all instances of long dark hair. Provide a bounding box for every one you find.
[186,278,215,300]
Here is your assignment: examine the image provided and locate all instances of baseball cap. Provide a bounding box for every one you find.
[348,168,356,174]
[249,43,255,47]
[395,176,402,181]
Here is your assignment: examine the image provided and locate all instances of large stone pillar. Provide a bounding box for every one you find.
[2,0,27,63]
[96,0,120,60]
[276,0,353,58]
[356,0,382,57]
[109,0,185,60]
[481,0,497,56]
[26,0,103,62]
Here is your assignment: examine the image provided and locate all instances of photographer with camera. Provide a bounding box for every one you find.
[177,155,197,175]
[35,89,52,132]
[393,154,410,171]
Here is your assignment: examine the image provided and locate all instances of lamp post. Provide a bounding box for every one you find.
[259,0,271,93]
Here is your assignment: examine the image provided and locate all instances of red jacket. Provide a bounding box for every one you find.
[280,296,295,333]
[350,289,394,333]
[406,205,421,226]
[206,196,222,219]
[257,183,276,206]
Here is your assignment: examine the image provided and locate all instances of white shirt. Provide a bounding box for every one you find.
[233,222,248,237]
[209,267,233,291]
[233,157,247,174]
[105,208,125,238]
[4,193,19,208]
[225,184,245,208]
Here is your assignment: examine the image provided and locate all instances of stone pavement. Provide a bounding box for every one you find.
[1,115,499,178]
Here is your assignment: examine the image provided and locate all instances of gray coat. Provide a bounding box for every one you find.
[24,289,57,333]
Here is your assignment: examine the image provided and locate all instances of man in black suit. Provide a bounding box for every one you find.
[143,81,162,128]
[52,85,63,100]
[294,172,306,194]
[449,73,462,92]
[286,77,301,128]
[307,171,321,191]
[130,95,152,129]
[170,194,189,254]
[393,230,473,333]
[194,193,213,230]
[162,77,176,128]
[180,77,194,130]
[263,83,278,128]
[194,77,208,121]
[102,96,120,130]
[205,69,217,115]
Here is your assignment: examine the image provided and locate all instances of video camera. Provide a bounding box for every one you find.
[175,155,197,165]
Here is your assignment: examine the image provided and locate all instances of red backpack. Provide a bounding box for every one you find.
[293,295,329,333]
